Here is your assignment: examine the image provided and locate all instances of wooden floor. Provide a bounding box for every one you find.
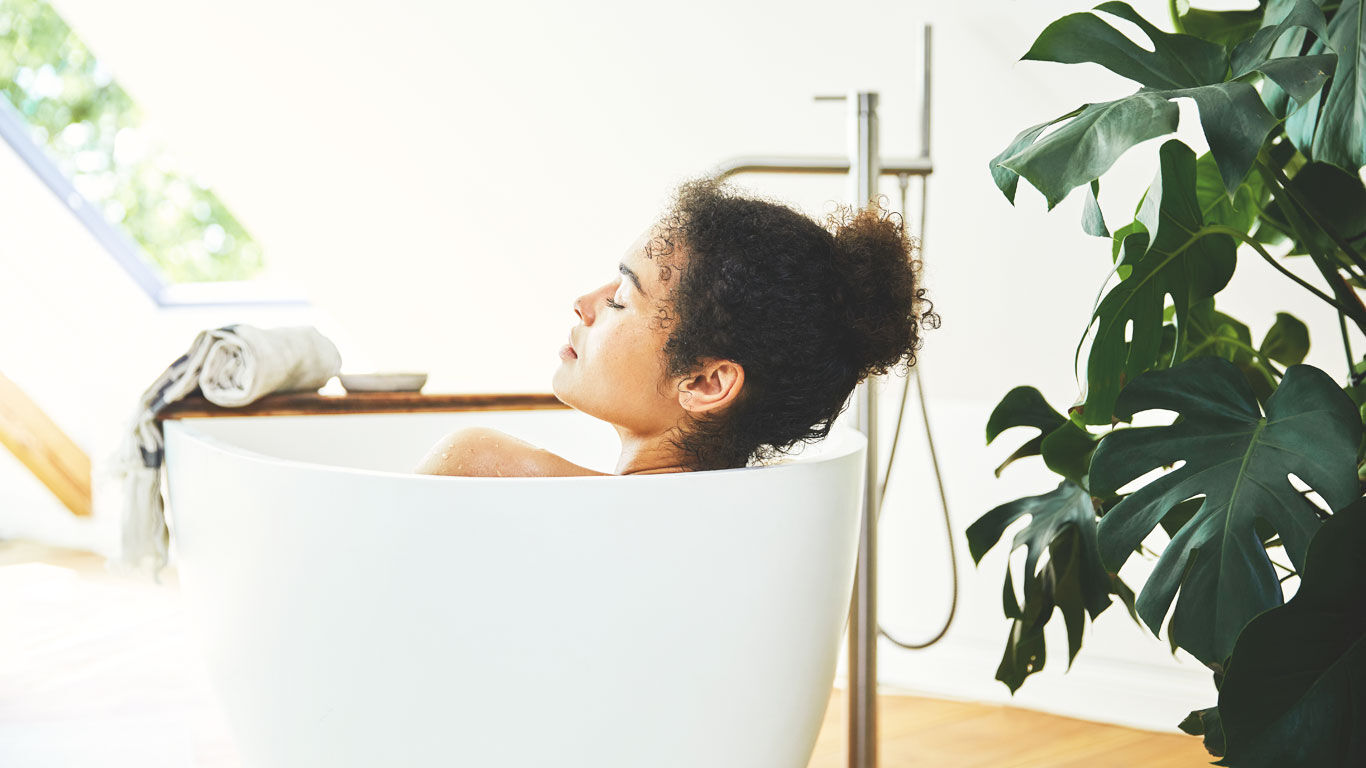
[1,540,1214,767]
[807,688,1213,768]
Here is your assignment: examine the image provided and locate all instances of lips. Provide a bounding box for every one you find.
[567,331,577,354]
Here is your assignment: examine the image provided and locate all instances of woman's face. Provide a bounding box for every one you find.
[551,224,684,434]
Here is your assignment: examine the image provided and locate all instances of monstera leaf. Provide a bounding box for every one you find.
[967,480,1137,693]
[1195,150,1269,236]
[986,386,1066,477]
[986,387,1098,488]
[1246,0,1332,118]
[1228,0,1329,79]
[1076,140,1237,427]
[1089,356,1362,667]
[1173,299,1254,367]
[1023,1,1227,89]
[1082,180,1109,237]
[1285,36,1329,154]
[1215,497,1366,768]
[989,94,1178,209]
[1179,704,1228,759]
[1157,298,1308,404]
[1310,0,1366,172]
[1258,312,1309,365]
[990,1,1336,205]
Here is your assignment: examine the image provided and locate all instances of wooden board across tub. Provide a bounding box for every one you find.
[154,391,571,421]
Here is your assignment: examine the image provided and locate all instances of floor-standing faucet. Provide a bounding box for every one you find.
[710,24,933,768]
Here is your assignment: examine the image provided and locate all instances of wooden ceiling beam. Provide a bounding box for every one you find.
[0,371,91,517]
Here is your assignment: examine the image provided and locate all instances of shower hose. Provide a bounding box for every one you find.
[875,171,957,650]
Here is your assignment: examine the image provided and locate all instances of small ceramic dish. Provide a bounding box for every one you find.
[338,372,429,393]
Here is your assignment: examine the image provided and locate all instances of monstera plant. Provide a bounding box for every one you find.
[967,1,1366,764]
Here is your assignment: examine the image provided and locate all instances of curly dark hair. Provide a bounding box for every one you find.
[639,172,940,471]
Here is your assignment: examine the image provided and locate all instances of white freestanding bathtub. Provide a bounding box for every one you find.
[162,405,867,768]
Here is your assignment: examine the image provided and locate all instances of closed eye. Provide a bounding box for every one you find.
[604,297,625,309]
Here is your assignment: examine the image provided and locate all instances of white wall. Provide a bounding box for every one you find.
[4,0,1358,735]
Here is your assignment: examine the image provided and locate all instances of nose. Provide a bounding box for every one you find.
[573,280,613,324]
[573,291,591,324]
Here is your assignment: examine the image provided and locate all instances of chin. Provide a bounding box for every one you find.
[549,374,573,409]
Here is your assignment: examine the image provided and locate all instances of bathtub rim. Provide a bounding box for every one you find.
[162,414,868,483]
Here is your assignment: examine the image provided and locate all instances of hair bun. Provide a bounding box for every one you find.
[825,197,939,379]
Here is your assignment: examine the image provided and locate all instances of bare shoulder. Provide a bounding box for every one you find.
[414,426,611,477]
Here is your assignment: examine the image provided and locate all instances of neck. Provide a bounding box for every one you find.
[614,427,690,475]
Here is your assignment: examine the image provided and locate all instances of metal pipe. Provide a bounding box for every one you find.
[712,154,929,181]
[922,26,933,160]
[847,90,882,768]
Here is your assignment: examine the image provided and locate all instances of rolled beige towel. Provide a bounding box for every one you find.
[199,323,344,406]
[108,323,342,582]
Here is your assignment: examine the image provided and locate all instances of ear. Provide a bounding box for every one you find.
[678,359,744,414]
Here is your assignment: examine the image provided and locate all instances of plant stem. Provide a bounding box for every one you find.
[1269,164,1366,279]
[1337,257,1366,286]
[1168,0,1185,33]
[1342,311,1356,375]
[1255,162,1366,337]
[1179,335,1282,388]
[1201,225,1346,312]
[1270,557,1299,577]
[1180,336,1275,368]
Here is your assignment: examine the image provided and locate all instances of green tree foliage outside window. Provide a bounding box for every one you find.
[0,0,263,283]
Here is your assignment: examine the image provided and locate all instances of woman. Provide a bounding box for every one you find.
[414,173,938,477]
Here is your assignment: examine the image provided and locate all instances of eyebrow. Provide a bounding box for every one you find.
[619,263,647,297]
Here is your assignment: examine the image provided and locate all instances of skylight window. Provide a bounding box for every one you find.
[0,0,290,302]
